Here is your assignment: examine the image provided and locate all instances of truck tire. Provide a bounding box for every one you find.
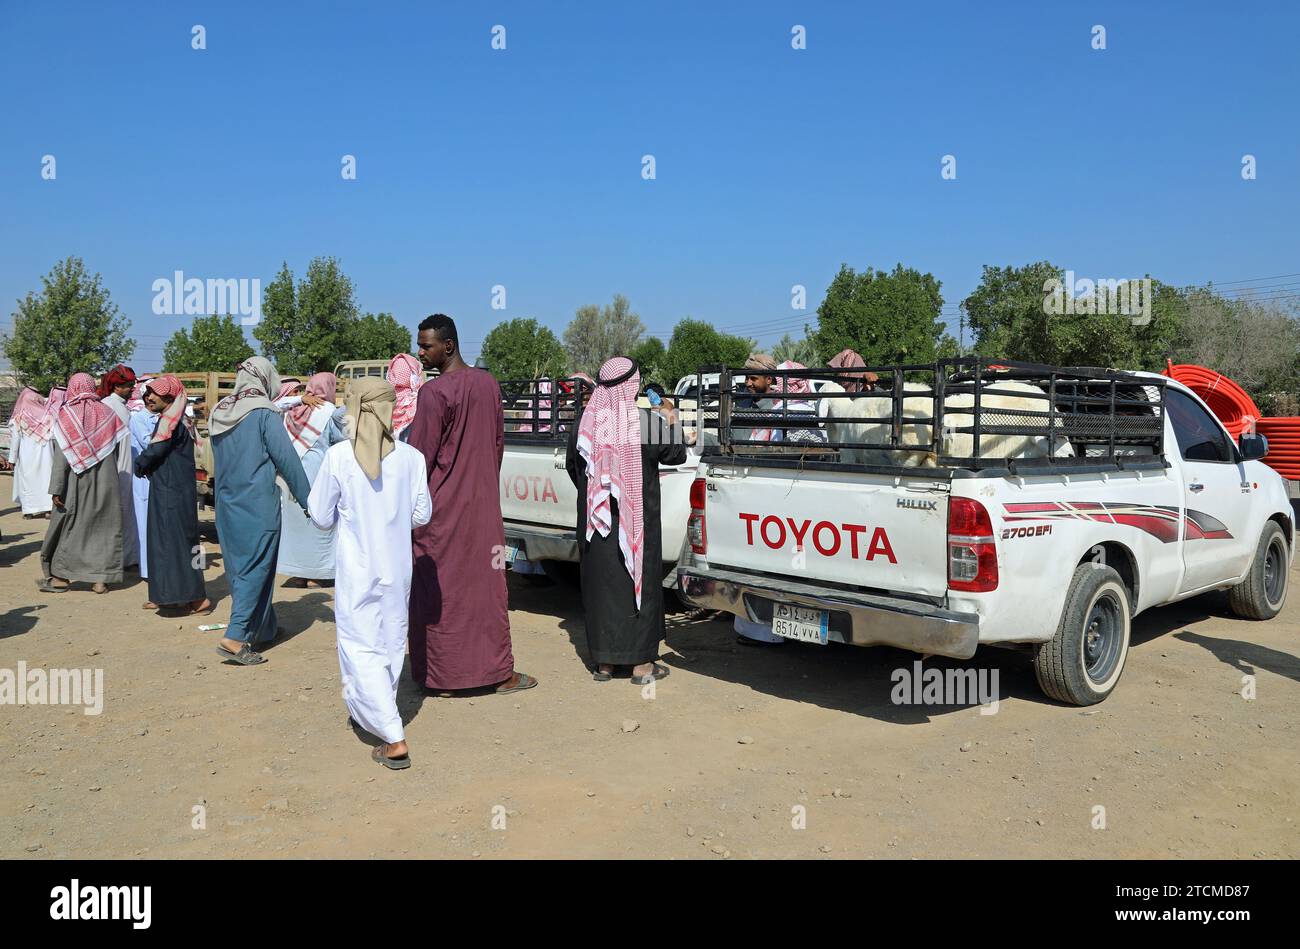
[1228,521,1288,620]
[1034,563,1131,706]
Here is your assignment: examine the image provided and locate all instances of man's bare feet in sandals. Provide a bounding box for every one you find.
[494,671,538,694]
[372,741,411,769]
[142,601,159,610]
[185,598,213,615]
[91,582,108,595]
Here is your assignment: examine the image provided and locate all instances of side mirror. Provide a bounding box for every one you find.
[1238,432,1268,461]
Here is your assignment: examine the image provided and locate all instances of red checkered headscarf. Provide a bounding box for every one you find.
[53,373,126,473]
[146,376,190,442]
[96,364,136,399]
[11,387,61,441]
[386,353,423,436]
[576,356,645,608]
[284,371,337,449]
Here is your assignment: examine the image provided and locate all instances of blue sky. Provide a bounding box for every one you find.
[1,1,1297,371]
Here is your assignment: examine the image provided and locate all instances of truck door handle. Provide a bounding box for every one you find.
[1189,482,1204,493]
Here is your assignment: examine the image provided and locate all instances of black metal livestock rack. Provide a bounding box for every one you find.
[699,357,1170,478]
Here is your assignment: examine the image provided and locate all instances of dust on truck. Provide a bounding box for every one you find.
[677,358,1292,705]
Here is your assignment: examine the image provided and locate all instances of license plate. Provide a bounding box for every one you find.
[771,603,829,644]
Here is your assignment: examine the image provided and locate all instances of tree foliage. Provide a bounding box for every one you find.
[660,318,754,387]
[346,312,412,361]
[563,294,645,376]
[2,257,135,392]
[772,332,818,366]
[1169,288,1300,414]
[962,262,1183,371]
[810,263,948,365]
[629,336,667,387]
[252,257,359,376]
[162,313,254,372]
[481,318,568,381]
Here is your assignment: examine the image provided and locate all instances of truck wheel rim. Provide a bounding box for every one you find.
[1083,592,1123,685]
[1264,538,1285,604]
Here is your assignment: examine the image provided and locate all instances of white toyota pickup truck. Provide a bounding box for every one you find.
[498,377,702,586]
[677,358,1292,705]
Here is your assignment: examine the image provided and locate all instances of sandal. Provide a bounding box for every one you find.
[36,578,69,594]
[494,672,538,695]
[630,662,670,685]
[592,668,612,683]
[372,744,411,770]
[215,643,267,665]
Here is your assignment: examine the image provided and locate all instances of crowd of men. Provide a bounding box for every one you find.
[5,315,875,770]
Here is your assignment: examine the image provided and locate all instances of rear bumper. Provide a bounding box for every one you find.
[677,565,981,660]
[503,521,579,562]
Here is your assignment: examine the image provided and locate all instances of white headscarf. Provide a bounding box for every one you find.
[208,356,282,437]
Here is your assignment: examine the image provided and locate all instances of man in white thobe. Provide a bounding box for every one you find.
[7,389,57,517]
[9,418,55,515]
[307,378,431,770]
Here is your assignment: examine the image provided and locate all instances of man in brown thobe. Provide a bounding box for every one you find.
[407,314,537,696]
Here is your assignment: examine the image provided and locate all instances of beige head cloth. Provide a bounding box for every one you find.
[345,377,397,480]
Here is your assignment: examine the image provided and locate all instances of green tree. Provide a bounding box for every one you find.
[563,294,646,375]
[962,262,1180,370]
[659,318,754,387]
[253,262,297,371]
[772,332,818,366]
[252,257,359,375]
[1170,287,1300,414]
[346,312,412,360]
[810,263,946,364]
[162,313,254,372]
[629,336,667,386]
[2,257,135,392]
[481,318,568,380]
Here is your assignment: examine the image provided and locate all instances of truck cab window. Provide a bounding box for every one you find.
[1165,389,1232,463]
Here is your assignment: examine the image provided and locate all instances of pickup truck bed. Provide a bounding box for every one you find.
[678,358,1293,704]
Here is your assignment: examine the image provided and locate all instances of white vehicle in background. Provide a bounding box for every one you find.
[498,376,702,586]
[677,358,1292,705]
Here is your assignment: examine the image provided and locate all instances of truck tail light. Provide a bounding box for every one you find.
[947,496,997,592]
[687,477,707,554]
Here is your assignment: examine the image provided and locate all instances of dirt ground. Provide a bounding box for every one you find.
[1,482,1297,859]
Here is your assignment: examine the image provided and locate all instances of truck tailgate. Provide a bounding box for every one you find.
[703,463,950,598]
[500,444,577,529]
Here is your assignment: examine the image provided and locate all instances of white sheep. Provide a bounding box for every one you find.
[821,379,1073,466]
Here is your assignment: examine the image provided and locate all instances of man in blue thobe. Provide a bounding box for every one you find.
[209,357,312,665]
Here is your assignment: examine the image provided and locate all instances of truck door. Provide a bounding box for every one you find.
[1165,388,1254,593]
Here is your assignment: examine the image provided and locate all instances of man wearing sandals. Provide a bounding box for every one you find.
[209,358,313,666]
[407,314,537,697]
[133,377,211,616]
[308,378,431,769]
[566,356,685,685]
[38,373,129,595]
